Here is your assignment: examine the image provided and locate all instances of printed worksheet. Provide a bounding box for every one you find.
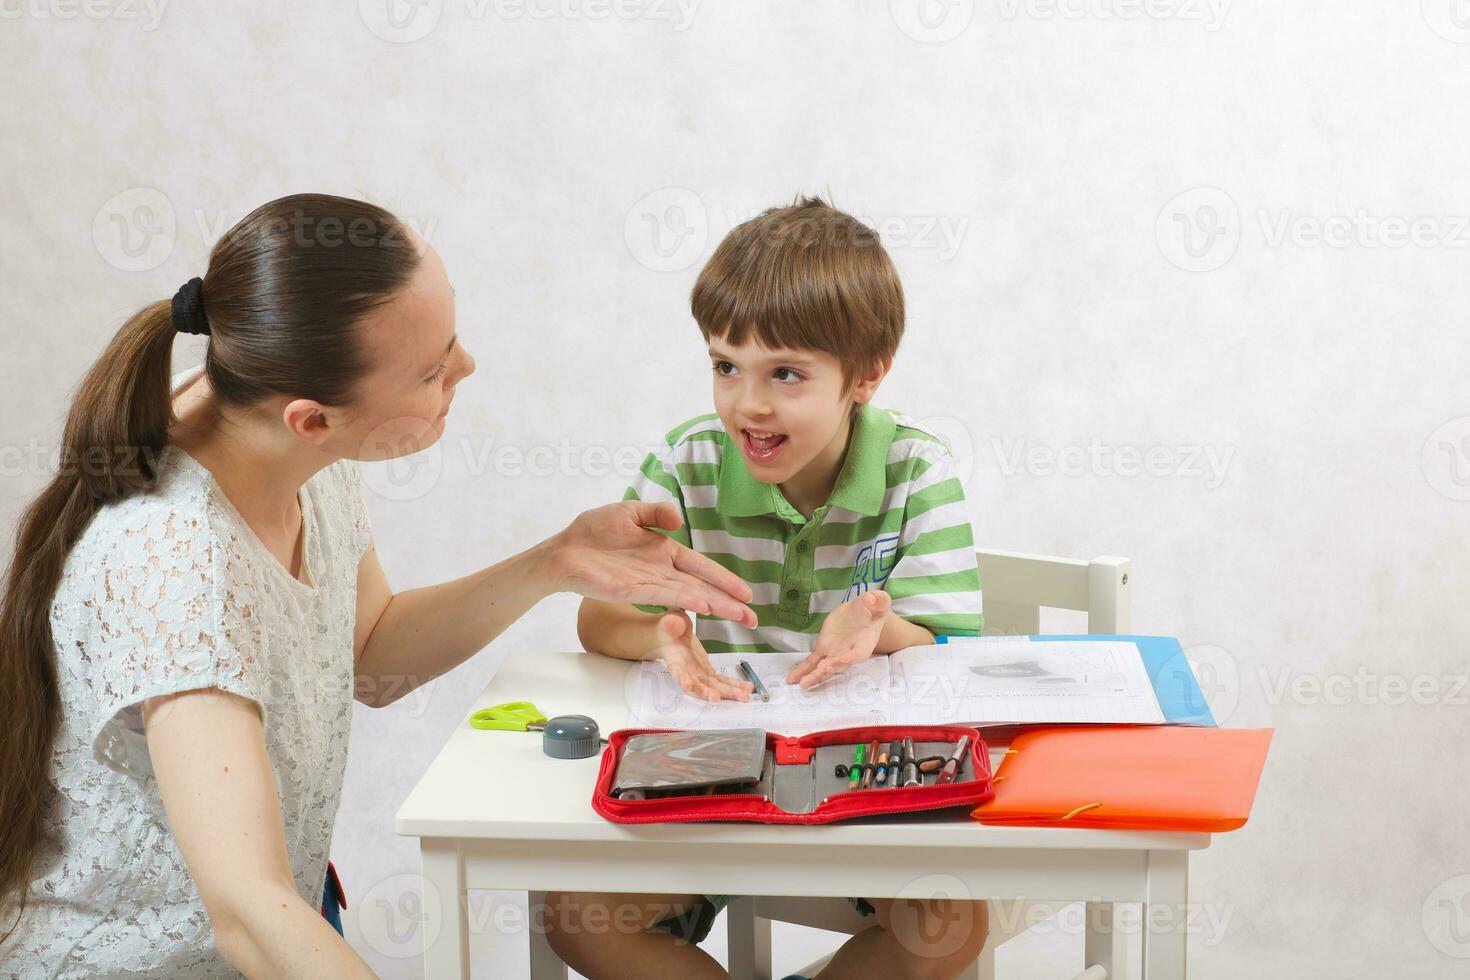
[628,651,893,735]
[628,641,1168,731]
[889,640,1165,725]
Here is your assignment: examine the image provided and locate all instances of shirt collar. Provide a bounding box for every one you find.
[717,403,896,520]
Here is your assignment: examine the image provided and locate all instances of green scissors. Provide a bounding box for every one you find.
[469,701,549,732]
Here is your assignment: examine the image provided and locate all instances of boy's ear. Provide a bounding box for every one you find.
[848,357,891,405]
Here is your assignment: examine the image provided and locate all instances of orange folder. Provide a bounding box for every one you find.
[971,725,1272,832]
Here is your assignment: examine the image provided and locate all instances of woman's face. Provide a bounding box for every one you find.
[330,235,476,462]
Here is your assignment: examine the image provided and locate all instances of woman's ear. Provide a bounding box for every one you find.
[848,357,891,405]
[281,398,333,445]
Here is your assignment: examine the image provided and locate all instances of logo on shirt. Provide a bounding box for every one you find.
[844,534,899,602]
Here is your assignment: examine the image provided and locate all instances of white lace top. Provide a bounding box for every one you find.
[3,378,372,977]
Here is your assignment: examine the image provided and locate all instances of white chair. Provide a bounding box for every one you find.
[727,549,1133,980]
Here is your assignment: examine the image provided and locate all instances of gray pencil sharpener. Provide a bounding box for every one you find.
[541,714,602,759]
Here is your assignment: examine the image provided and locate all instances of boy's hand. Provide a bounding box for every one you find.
[786,590,892,690]
[653,612,754,703]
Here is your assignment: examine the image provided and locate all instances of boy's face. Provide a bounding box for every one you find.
[708,336,879,487]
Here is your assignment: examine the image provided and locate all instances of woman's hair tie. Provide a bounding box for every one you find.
[171,277,210,336]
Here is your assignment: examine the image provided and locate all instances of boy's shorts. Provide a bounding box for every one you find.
[652,894,876,944]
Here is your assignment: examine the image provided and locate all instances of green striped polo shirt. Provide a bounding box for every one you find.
[625,403,984,654]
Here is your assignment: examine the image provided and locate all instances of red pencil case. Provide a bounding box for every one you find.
[592,725,994,825]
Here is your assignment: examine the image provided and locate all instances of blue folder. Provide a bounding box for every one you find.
[936,633,1218,727]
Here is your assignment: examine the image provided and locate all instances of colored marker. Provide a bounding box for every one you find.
[886,740,904,787]
[936,736,971,785]
[861,739,880,789]
[875,743,890,785]
[848,743,865,790]
[900,736,920,787]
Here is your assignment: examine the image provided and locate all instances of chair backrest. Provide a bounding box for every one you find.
[976,549,1131,636]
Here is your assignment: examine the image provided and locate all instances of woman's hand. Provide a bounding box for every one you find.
[786,590,892,689]
[548,500,758,626]
[653,611,754,702]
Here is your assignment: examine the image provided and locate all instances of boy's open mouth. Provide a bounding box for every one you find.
[741,427,788,464]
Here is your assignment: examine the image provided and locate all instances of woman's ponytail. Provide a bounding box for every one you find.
[0,298,177,936]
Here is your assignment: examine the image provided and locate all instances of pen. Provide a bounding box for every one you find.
[738,660,770,702]
[886,740,904,787]
[936,735,971,785]
[875,743,890,785]
[861,739,880,789]
[848,743,865,790]
[900,736,920,787]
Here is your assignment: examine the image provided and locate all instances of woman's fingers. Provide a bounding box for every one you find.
[625,499,685,533]
[648,575,755,627]
[669,546,756,613]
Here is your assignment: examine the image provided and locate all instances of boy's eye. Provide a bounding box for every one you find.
[773,367,804,383]
[712,360,737,377]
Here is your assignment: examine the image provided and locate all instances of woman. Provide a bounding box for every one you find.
[0,194,756,977]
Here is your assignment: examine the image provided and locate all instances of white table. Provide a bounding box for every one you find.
[396,652,1209,979]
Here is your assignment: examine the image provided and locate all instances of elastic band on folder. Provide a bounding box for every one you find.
[1059,803,1102,821]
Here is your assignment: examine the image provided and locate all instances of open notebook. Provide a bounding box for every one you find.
[628,638,1172,736]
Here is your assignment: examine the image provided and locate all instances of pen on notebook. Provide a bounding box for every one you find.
[737,660,769,702]
[847,743,865,790]
[900,736,920,787]
[936,735,971,785]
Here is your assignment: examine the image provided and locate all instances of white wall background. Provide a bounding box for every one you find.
[4,1,1469,977]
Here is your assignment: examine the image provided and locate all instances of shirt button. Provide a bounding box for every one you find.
[796,541,810,553]
[786,589,800,601]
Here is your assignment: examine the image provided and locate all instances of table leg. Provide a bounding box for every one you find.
[527,891,569,980]
[725,896,772,980]
[1142,851,1188,979]
[421,839,469,980]
[1085,901,1128,978]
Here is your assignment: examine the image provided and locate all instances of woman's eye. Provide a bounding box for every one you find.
[427,363,448,383]
[713,360,736,376]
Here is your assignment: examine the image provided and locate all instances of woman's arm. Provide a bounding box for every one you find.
[144,688,375,978]
[351,500,756,708]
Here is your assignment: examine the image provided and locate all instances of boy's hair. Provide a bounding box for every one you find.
[690,196,904,387]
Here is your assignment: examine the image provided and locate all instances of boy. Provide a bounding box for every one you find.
[544,199,987,980]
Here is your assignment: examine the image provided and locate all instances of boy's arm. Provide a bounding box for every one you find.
[578,596,754,701]
[577,597,664,661]
[875,613,935,654]
[883,448,985,639]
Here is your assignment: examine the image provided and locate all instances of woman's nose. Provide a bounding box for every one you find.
[452,344,476,382]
